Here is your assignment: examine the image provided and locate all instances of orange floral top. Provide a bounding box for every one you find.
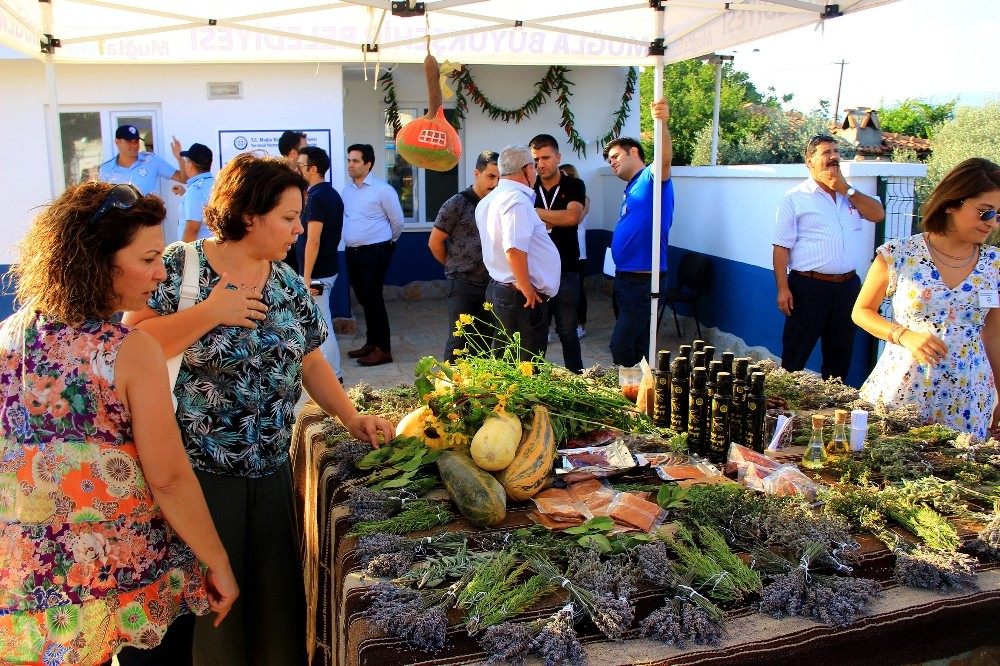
[0,311,209,666]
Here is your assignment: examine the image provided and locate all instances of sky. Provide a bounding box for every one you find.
[724,0,996,115]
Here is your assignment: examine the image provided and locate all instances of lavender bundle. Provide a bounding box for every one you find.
[634,541,727,645]
[755,543,882,626]
[362,574,469,652]
[893,546,978,592]
[354,532,468,579]
[325,436,376,481]
[527,554,633,640]
[963,501,1000,562]
[479,605,587,666]
[347,481,437,522]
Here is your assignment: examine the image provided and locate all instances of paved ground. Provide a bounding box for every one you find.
[334,288,689,390]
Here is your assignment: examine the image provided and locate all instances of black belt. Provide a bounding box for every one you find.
[615,270,655,282]
[490,279,551,301]
[791,269,856,283]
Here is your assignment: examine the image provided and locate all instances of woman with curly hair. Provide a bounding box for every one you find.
[0,182,238,666]
[123,152,395,664]
[853,157,1000,439]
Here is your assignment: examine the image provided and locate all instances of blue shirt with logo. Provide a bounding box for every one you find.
[178,171,215,241]
[97,152,177,195]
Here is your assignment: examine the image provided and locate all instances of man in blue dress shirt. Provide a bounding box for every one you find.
[97,124,185,195]
[172,142,215,242]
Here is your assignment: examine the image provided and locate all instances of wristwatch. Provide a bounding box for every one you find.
[845,185,857,197]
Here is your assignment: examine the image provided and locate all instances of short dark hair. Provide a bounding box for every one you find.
[278,131,307,157]
[921,157,1000,234]
[204,152,307,242]
[298,146,331,177]
[347,143,376,168]
[529,134,559,152]
[475,150,499,172]
[804,134,837,159]
[12,182,166,323]
[603,137,644,162]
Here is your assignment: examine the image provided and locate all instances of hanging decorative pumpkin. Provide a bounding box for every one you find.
[395,53,462,172]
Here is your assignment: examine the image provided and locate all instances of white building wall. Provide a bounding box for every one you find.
[0,59,346,262]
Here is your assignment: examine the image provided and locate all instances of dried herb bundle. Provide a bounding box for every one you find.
[527,554,633,640]
[459,552,555,635]
[347,381,421,417]
[323,435,375,481]
[363,576,469,652]
[893,547,978,592]
[882,503,960,552]
[355,532,469,579]
[755,543,883,626]
[964,503,1000,562]
[347,500,454,537]
[758,359,859,410]
[661,523,745,602]
[640,595,724,647]
[478,604,587,666]
[347,481,438,522]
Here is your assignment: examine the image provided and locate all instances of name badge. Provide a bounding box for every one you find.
[979,290,1000,308]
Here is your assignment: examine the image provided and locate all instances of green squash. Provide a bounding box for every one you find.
[436,450,507,527]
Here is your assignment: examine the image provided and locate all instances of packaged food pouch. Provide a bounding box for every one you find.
[760,464,823,502]
[566,478,618,516]
[636,356,656,417]
[727,442,782,477]
[531,487,594,523]
[607,492,667,533]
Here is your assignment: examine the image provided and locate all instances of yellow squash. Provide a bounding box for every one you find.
[495,405,556,501]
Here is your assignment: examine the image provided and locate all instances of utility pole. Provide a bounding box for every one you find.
[833,59,848,126]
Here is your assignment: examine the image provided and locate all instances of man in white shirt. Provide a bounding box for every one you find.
[772,134,885,380]
[342,143,405,367]
[476,144,561,360]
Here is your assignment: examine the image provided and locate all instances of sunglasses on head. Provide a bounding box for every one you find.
[87,183,142,227]
[962,200,999,222]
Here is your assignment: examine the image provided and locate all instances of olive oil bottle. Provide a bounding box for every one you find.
[801,414,829,469]
[670,356,690,433]
[687,367,708,456]
[826,409,851,458]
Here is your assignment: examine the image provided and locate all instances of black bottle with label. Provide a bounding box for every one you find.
[687,367,708,456]
[721,351,734,376]
[678,344,692,361]
[706,359,723,405]
[709,371,733,464]
[653,350,672,427]
[730,358,750,447]
[745,372,768,453]
[703,345,716,369]
[692,339,705,354]
[669,356,690,433]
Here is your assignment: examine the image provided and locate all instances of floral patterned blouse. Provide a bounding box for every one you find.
[860,234,1000,438]
[148,240,326,478]
[0,310,208,666]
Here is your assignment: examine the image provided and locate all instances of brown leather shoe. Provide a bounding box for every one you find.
[357,347,393,366]
[347,343,375,358]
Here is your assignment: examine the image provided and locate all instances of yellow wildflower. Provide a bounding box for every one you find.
[459,313,474,325]
[447,412,460,422]
[454,348,468,356]
[519,362,533,376]
[483,302,493,311]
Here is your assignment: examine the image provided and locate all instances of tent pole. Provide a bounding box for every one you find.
[648,3,665,365]
[711,59,722,165]
[41,0,65,197]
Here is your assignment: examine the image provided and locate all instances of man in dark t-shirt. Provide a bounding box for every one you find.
[296,146,345,381]
[530,134,586,373]
[429,150,500,361]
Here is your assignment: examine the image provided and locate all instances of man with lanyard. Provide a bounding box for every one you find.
[428,149,500,362]
[342,143,405,367]
[476,145,561,360]
[773,134,885,380]
[171,142,215,242]
[529,133,586,373]
[604,97,674,367]
[97,124,185,195]
[297,145,345,383]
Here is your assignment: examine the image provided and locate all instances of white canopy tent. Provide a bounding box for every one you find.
[0,0,896,361]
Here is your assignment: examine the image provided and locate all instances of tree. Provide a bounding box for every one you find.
[918,100,1000,201]
[877,97,957,139]
[640,60,776,165]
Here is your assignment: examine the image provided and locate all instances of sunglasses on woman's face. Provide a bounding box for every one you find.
[87,183,143,227]
[962,200,999,222]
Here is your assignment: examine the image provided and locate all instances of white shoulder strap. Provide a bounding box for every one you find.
[167,242,201,401]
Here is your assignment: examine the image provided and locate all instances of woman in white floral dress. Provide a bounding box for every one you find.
[853,158,1000,440]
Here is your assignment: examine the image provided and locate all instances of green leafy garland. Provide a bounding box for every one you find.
[380,65,636,159]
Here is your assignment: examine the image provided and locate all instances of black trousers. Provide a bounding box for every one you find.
[780,271,860,381]
[345,241,394,352]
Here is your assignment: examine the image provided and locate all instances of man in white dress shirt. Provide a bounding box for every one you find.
[476,144,560,360]
[772,134,885,380]
[342,143,405,367]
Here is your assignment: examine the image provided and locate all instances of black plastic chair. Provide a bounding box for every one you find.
[659,252,710,338]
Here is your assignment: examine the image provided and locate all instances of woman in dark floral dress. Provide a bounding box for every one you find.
[0,183,237,665]
[124,153,395,665]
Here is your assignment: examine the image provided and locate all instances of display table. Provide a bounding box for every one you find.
[290,403,1000,666]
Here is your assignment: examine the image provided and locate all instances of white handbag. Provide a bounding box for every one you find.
[165,242,200,407]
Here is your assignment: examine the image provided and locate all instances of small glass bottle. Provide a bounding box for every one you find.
[801,414,829,469]
[826,409,851,458]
